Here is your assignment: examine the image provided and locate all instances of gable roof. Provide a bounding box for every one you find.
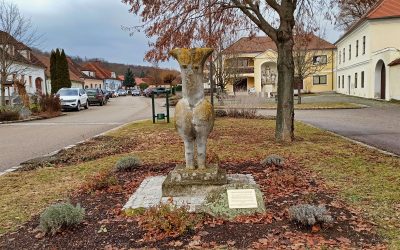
[336,0,400,44]
[224,34,335,54]
[0,31,45,69]
[33,52,84,83]
[82,61,117,80]
[66,57,84,83]
[32,53,50,77]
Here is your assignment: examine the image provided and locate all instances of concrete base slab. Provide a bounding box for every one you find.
[123,174,256,212]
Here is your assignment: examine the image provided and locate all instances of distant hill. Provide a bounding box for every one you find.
[32,48,179,78]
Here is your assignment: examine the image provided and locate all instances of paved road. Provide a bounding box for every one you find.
[0,96,167,172]
[260,95,400,155]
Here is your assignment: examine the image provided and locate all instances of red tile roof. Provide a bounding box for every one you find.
[33,53,84,83]
[368,0,400,19]
[82,61,117,80]
[224,34,335,54]
[336,0,400,44]
[135,77,145,85]
[0,31,46,68]
[66,57,84,83]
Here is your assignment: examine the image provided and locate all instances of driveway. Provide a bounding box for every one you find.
[260,94,400,155]
[0,96,169,172]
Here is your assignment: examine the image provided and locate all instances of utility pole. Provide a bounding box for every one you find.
[208,0,214,107]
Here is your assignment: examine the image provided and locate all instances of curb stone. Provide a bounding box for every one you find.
[0,119,149,176]
[0,113,67,125]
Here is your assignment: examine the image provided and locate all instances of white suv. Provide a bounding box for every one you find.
[57,88,89,111]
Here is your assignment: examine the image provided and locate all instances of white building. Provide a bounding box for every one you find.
[335,0,400,101]
[0,31,47,103]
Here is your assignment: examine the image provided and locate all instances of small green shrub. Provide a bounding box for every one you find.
[137,202,200,241]
[115,156,141,172]
[139,83,149,90]
[39,202,85,235]
[288,204,333,226]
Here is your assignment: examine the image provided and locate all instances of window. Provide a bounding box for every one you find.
[342,75,344,88]
[21,75,25,84]
[29,76,32,87]
[363,36,366,54]
[90,83,93,88]
[349,45,351,60]
[99,84,102,88]
[361,71,365,88]
[339,51,341,64]
[313,75,327,85]
[343,48,345,63]
[356,40,359,57]
[95,84,97,88]
[355,73,358,88]
[338,76,341,88]
[313,55,327,65]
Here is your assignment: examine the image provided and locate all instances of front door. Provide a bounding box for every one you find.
[381,63,386,99]
[35,78,42,94]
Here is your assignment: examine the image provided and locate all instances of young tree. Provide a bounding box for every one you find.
[122,0,324,142]
[50,49,59,93]
[50,49,71,93]
[0,0,41,105]
[124,68,136,88]
[293,25,333,104]
[334,0,378,30]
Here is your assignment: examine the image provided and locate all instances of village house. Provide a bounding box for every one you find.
[0,31,46,103]
[81,61,122,90]
[222,34,336,96]
[335,0,400,100]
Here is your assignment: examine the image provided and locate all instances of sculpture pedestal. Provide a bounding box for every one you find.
[162,165,227,197]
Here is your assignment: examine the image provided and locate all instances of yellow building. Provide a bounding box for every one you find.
[223,35,336,96]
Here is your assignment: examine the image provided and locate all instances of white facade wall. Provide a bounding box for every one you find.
[336,22,372,98]
[104,79,122,90]
[336,19,400,100]
[4,63,47,96]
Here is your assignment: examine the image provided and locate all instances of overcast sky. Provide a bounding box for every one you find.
[10,0,341,69]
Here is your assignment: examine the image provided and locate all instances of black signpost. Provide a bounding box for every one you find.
[152,92,170,124]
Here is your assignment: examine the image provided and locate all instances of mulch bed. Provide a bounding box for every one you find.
[18,135,139,171]
[0,160,386,249]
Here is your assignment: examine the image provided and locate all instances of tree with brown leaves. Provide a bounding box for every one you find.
[122,0,325,142]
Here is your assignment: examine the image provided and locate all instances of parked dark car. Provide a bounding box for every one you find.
[86,88,107,106]
[143,87,154,97]
[102,89,112,99]
[152,87,171,96]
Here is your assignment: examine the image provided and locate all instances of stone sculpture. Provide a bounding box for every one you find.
[169,48,215,170]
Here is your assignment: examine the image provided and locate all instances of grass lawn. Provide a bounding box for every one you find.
[216,102,364,110]
[0,118,399,248]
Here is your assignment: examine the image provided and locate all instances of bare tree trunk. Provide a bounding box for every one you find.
[275,40,295,142]
[297,80,302,104]
[1,73,6,106]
